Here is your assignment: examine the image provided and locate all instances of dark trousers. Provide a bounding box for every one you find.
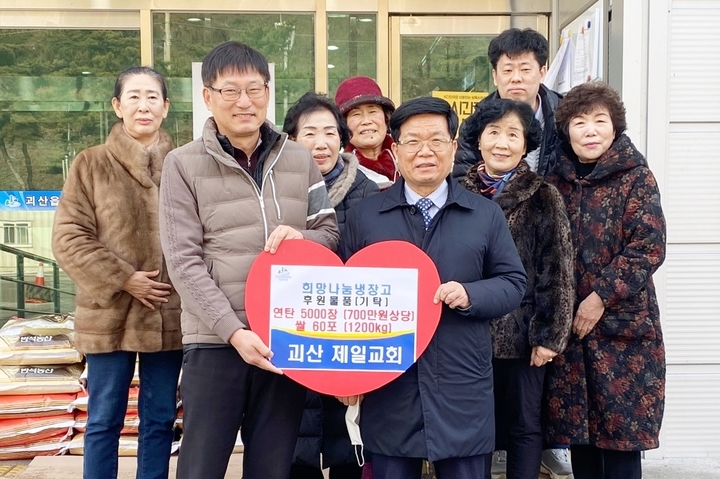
[493,358,546,479]
[177,347,305,479]
[329,464,363,479]
[289,465,323,479]
[370,452,492,479]
[570,445,642,479]
[289,464,362,479]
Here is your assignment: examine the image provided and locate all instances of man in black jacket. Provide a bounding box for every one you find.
[338,97,527,479]
[453,28,574,479]
[453,28,562,179]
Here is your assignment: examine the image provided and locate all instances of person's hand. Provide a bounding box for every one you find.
[530,345,558,367]
[228,329,283,375]
[121,270,171,310]
[336,395,363,406]
[573,291,605,339]
[264,225,303,254]
[433,281,470,309]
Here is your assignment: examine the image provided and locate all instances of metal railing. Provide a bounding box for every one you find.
[0,244,75,317]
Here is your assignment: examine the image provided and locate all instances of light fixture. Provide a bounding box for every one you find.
[327,64,335,69]
[327,45,339,51]
[81,71,91,75]
[358,18,373,23]
[187,18,202,22]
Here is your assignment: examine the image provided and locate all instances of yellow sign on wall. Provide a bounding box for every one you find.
[431,91,489,124]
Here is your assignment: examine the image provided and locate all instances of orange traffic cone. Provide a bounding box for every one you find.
[35,263,45,286]
[26,263,49,303]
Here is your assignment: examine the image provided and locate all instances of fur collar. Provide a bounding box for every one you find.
[105,122,173,188]
[461,160,543,212]
[327,152,359,207]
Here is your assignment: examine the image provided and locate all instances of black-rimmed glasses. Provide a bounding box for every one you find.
[207,83,268,101]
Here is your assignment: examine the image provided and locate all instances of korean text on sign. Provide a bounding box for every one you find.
[268,265,418,371]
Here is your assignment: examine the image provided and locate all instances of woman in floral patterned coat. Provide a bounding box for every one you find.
[544,82,667,479]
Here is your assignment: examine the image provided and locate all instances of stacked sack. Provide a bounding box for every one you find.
[68,361,181,456]
[0,314,83,459]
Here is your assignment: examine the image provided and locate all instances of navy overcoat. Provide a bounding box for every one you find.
[339,177,527,461]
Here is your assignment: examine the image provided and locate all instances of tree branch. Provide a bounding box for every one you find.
[21,142,35,190]
[0,138,27,189]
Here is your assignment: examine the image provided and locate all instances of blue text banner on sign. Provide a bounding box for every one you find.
[0,191,62,211]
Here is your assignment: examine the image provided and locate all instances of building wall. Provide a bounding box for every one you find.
[0,211,54,270]
[645,0,720,460]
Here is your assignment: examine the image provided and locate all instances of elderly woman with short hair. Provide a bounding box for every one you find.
[544,82,667,479]
[460,98,574,479]
[284,91,379,234]
[283,91,378,479]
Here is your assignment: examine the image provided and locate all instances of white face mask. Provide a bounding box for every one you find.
[345,402,365,466]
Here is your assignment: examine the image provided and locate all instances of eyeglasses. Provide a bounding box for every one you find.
[396,138,453,153]
[207,83,268,101]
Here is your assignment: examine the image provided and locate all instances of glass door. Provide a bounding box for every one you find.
[389,16,549,112]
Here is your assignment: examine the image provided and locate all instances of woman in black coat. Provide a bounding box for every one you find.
[460,99,574,479]
[283,92,379,479]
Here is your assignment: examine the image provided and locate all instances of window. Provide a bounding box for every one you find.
[3,221,31,246]
[0,23,140,313]
[400,36,494,101]
[0,28,141,191]
[153,12,315,137]
[327,14,377,98]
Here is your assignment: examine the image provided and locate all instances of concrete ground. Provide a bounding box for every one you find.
[643,457,720,479]
[493,457,720,479]
[14,456,239,478]
[9,455,720,478]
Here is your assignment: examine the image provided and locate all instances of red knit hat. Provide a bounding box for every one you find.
[334,76,395,115]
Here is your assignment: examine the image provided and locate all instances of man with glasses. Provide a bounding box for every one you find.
[338,97,527,479]
[159,41,339,479]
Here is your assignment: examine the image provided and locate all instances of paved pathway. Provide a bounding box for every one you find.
[9,456,720,478]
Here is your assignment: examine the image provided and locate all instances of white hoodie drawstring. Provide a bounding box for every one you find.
[260,136,288,225]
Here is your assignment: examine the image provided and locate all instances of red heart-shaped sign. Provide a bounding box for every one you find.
[245,239,441,397]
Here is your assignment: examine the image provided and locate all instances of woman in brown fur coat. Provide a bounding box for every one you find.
[460,98,574,479]
[52,67,181,479]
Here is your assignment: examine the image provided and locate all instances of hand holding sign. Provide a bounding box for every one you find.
[433,281,470,309]
[245,239,441,397]
[264,225,303,254]
[228,328,282,375]
[336,395,363,406]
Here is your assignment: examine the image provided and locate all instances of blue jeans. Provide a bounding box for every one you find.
[84,350,182,479]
